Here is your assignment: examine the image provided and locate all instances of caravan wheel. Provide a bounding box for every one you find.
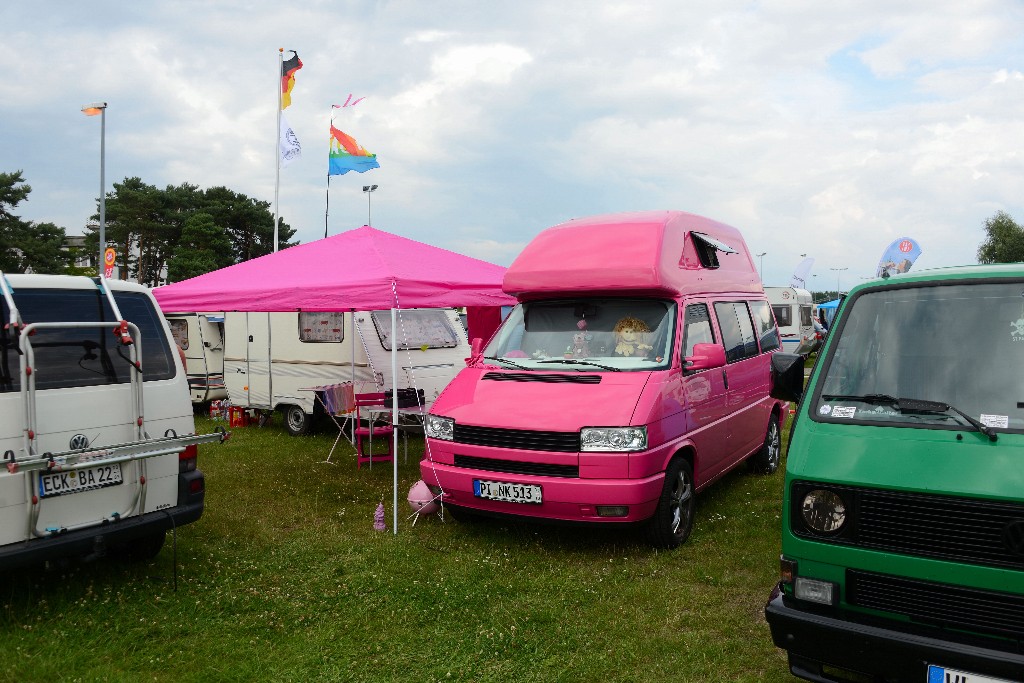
[283,405,312,436]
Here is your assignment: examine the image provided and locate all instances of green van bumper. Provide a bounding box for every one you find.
[765,584,1024,683]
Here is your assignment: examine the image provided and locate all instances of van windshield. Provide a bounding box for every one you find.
[483,298,676,372]
[815,282,1024,432]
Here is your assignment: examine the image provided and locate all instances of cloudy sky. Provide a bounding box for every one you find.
[4,0,1023,290]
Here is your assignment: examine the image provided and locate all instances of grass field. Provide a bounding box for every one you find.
[0,414,797,682]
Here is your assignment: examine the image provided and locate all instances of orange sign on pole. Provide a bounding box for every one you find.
[103,248,116,278]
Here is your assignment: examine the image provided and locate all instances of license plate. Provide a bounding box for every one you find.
[927,664,1015,683]
[473,479,542,504]
[38,463,123,498]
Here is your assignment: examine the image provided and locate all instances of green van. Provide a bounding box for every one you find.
[765,264,1024,683]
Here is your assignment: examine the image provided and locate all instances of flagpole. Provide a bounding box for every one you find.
[325,105,332,239]
[274,48,283,253]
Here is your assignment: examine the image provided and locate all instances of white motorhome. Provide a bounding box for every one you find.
[0,274,226,570]
[765,286,815,355]
[166,312,227,407]
[224,308,470,435]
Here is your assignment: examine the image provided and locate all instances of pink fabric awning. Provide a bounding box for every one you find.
[153,226,515,313]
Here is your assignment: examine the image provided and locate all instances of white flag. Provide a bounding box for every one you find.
[279,114,301,167]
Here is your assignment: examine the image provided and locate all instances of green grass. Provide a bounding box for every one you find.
[0,416,796,682]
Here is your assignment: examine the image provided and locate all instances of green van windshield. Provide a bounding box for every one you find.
[813,281,1024,433]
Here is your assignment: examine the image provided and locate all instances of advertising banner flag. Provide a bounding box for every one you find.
[876,237,922,277]
[791,257,814,289]
[103,248,116,278]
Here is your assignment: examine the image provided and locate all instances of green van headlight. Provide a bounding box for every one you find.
[801,489,847,533]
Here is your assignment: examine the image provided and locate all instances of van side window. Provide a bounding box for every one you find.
[749,300,780,353]
[713,301,759,363]
[683,304,715,356]
[0,289,174,393]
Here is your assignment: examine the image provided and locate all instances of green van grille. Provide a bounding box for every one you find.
[792,482,1024,571]
[847,570,1024,639]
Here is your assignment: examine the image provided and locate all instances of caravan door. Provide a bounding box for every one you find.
[224,312,272,409]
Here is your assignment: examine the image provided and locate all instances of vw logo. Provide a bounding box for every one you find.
[69,434,90,450]
[1002,520,1024,557]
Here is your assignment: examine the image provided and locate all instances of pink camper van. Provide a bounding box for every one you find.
[419,211,787,547]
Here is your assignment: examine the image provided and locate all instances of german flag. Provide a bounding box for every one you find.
[281,50,303,109]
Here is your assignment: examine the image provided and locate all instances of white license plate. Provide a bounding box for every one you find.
[38,463,123,498]
[473,479,542,504]
[927,664,1015,683]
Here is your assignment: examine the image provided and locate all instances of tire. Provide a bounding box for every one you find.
[749,413,781,474]
[646,458,695,549]
[283,405,312,436]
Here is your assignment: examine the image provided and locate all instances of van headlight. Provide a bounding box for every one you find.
[581,427,647,452]
[801,489,847,533]
[425,415,455,441]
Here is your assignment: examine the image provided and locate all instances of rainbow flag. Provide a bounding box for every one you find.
[281,51,302,110]
[328,124,380,175]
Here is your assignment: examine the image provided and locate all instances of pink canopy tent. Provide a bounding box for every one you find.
[153,225,515,533]
[153,225,514,315]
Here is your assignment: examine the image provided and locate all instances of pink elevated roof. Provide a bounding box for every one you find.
[153,226,515,313]
[503,210,762,299]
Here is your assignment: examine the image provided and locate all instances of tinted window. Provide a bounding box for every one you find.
[0,289,175,393]
[169,318,189,350]
[799,304,813,327]
[714,301,759,363]
[749,300,780,353]
[771,304,792,327]
[684,304,715,356]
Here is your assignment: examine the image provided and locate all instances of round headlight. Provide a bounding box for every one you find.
[801,489,847,533]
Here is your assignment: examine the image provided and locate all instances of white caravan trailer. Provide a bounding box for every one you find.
[223,308,470,435]
[765,286,815,355]
[166,312,227,407]
[0,273,226,570]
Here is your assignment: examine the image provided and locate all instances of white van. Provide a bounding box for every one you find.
[224,308,470,435]
[0,274,226,569]
[765,287,815,355]
[166,312,227,407]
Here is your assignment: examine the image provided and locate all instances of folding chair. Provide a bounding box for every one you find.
[353,392,394,468]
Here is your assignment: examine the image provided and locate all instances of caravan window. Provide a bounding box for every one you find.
[371,310,460,350]
[800,305,813,328]
[0,289,175,393]
[298,312,345,343]
[771,304,792,328]
[169,318,189,350]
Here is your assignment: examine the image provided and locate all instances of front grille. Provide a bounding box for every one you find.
[454,424,580,452]
[454,454,578,478]
[793,483,1024,570]
[482,372,602,384]
[847,570,1024,639]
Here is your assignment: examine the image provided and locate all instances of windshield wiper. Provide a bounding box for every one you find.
[483,356,528,370]
[895,397,998,442]
[537,358,621,372]
[822,393,997,441]
[822,393,898,405]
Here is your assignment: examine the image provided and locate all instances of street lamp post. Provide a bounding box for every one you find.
[81,102,107,273]
[830,267,848,297]
[756,252,767,278]
[362,185,378,227]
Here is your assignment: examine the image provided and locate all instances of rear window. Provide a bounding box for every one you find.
[370,310,460,350]
[0,288,175,393]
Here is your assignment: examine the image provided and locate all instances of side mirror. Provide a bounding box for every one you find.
[685,343,726,372]
[770,352,804,402]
